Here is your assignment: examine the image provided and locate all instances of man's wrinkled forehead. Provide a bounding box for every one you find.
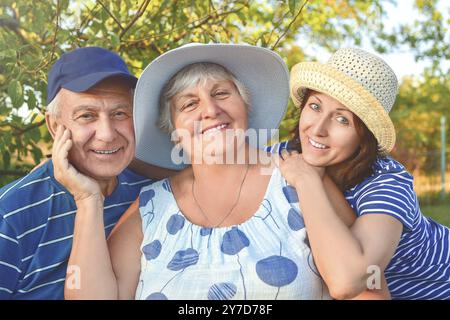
[87,76,134,97]
[58,86,133,115]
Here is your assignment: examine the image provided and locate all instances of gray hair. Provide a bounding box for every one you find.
[158,62,251,134]
[45,87,135,118]
[46,91,62,117]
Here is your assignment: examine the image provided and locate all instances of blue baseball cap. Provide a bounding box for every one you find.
[46,46,137,105]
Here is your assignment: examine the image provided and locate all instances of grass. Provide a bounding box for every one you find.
[421,203,450,227]
[413,175,450,227]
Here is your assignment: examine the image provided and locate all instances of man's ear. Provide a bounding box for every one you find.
[45,113,58,139]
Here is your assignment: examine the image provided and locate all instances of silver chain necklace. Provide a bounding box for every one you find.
[191,164,250,228]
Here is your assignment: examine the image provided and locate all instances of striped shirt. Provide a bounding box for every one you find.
[0,160,151,299]
[266,142,450,300]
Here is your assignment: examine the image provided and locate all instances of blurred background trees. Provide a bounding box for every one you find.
[1,0,449,197]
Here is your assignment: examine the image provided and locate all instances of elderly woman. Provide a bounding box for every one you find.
[56,44,354,300]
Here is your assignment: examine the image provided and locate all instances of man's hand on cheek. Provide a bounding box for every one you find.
[52,124,103,202]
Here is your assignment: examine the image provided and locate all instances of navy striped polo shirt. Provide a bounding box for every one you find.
[0,160,151,299]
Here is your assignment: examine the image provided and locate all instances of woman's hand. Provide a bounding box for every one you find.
[52,125,103,202]
[278,149,325,190]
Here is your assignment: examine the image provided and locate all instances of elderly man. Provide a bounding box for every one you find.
[0,47,160,299]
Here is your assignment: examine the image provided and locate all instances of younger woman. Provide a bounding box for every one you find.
[278,48,450,300]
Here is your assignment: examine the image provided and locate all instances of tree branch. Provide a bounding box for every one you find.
[29,0,61,74]
[119,0,151,39]
[124,5,246,46]
[49,0,60,66]
[98,0,124,31]
[271,0,309,50]
[78,2,100,33]
[267,10,292,46]
[6,119,46,135]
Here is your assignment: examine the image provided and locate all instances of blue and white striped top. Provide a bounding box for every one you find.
[267,142,450,300]
[0,160,151,299]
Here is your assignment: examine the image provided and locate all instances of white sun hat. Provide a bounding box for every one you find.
[133,43,289,170]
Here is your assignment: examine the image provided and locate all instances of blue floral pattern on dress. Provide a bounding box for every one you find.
[220,227,250,255]
[208,282,237,300]
[282,186,298,203]
[142,240,162,260]
[136,168,330,300]
[167,248,199,271]
[140,189,155,208]
[287,208,305,231]
[200,227,212,236]
[166,214,185,235]
[162,180,172,193]
[140,189,156,229]
[146,292,168,300]
[256,255,298,287]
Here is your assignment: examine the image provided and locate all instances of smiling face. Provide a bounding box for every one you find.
[170,79,248,162]
[50,78,135,181]
[299,91,361,168]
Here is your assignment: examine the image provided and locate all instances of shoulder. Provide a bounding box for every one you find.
[139,167,194,211]
[345,157,417,230]
[371,157,409,176]
[274,166,301,204]
[0,160,66,215]
[347,157,413,196]
[137,178,178,237]
[101,169,154,206]
[117,168,153,187]
[266,165,301,210]
[139,178,173,209]
[264,141,290,154]
[0,160,52,196]
[0,161,74,255]
[262,166,308,235]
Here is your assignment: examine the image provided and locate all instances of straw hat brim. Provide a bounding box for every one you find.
[290,62,396,153]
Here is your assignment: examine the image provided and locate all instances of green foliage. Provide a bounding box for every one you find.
[420,195,450,226]
[422,205,450,227]
[390,69,450,174]
[373,0,449,72]
[0,0,448,189]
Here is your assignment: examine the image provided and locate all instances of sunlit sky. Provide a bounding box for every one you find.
[373,0,449,79]
[299,0,449,80]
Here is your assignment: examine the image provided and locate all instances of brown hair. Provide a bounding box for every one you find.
[290,89,378,191]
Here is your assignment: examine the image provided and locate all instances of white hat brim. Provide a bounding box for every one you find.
[134,43,289,170]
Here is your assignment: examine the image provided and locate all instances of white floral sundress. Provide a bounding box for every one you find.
[136,167,331,300]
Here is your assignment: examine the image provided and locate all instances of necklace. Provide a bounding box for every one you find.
[191,164,250,228]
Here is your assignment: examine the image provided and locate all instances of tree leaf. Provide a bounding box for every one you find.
[3,151,11,169]
[8,80,24,108]
[288,0,300,15]
[31,146,43,165]
[26,89,37,109]
[29,127,41,144]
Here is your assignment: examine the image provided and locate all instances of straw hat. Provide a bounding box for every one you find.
[134,43,289,170]
[290,48,398,153]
